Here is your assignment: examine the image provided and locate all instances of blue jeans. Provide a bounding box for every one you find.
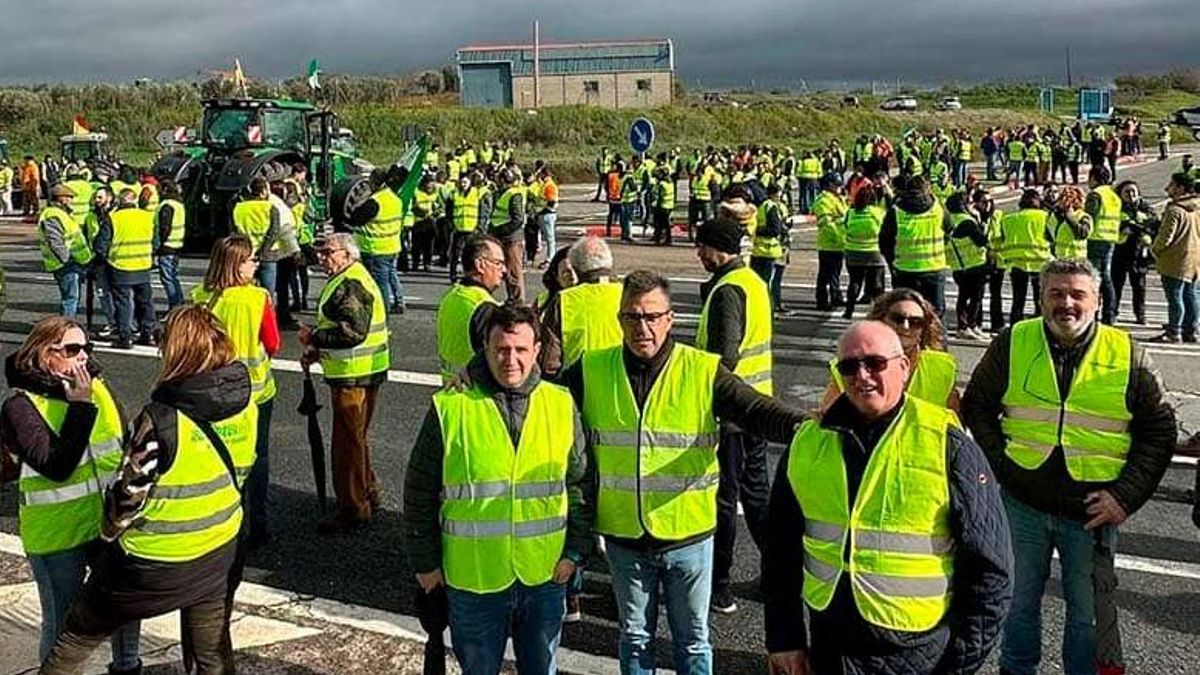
[447,581,566,675]
[606,536,713,675]
[110,281,157,342]
[539,211,558,259]
[1000,491,1116,675]
[361,254,401,308]
[28,544,141,669]
[255,260,278,304]
[247,399,273,534]
[89,265,115,327]
[1160,274,1199,337]
[156,254,184,308]
[53,264,84,317]
[750,256,783,310]
[985,153,998,180]
[620,203,634,239]
[1087,241,1116,324]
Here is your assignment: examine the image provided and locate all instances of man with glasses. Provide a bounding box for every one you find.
[556,270,806,675]
[436,234,503,383]
[299,233,391,534]
[765,320,1012,675]
[962,258,1175,675]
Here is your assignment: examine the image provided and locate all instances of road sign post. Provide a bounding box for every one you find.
[629,117,655,155]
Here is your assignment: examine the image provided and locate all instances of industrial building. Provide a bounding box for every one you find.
[456,39,674,109]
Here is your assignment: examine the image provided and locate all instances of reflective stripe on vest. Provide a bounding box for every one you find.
[1001,209,1051,272]
[63,180,95,222]
[1001,319,1132,482]
[38,205,91,272]
[559,282,624,369]
[453,189,481,232]
[435,381,575,593]
[120,405,257,562]
[191,285,276,403]
[656,180,675,210]
[232,199,275,253]
[787,396,956,632]
[893,203,947,272]
[156,199,187,250]
[813,192,848,252]
[832,348,957,406]
[1090,185,1121,242]
[752,200,786,260]
[1051,212,1088,259]
[316,262,391,380]
[436,283,499,381]
[581,344,720,540]
[696,266,774,394]
[947,213,987,271]
[17,379,123,555]
[844,206,884,253]
[357,188,403,256]
[108,207,154,272]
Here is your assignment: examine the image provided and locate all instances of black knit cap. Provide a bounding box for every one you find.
[696,217,744,255]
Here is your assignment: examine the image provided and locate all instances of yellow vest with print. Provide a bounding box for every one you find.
[17,379,124,555]
[1001,319,1132,482]
[582,343,720,540]
[787,396,956,632]
[435,381,575,593]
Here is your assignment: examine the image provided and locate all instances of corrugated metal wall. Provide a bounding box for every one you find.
[458,42,672,76]
[460,63,513,108]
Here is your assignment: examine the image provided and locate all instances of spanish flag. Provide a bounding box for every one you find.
[72,115,90,135]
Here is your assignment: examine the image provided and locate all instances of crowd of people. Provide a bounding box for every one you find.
[4,119,1200,675]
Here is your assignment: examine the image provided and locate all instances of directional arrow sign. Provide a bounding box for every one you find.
[629,117,655,154]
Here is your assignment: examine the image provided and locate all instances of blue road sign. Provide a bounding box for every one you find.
[629,117,655,154]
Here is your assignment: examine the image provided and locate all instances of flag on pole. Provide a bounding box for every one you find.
[72,115,90,135]
[307,59,322,92]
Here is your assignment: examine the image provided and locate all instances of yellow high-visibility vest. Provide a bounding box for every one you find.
[190,285,276,403]
[893,203,947,272]
[316,262,390,380]
[436,283,499,382]
[696,266,773,394]
[108,207,154,272]
[559,281,624,369]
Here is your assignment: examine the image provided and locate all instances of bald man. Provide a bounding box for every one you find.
[763,321,1012,675]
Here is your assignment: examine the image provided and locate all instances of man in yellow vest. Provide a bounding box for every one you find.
[154,179,187,309]
[766,320,1011,675]
[38,184,92,317]
[489,169,528,302]
[404,304,592,675]
[962,258,1175,675]
[881,175,949,315]
[349,169,405,313]
[436,234,504,382]
[447,174,483,282]
[535,235,621,381]
[1085,165,1122,324]
[299,233,391,533]
[946,193,991,340]
[232,176,281,297]
[93,189,158,349]
[693,217,775,615]
[812,174,848,311]
[1001,189,1053,324]
[749,183,788,312]
[973,188,1009,334]
[555,270,806,674]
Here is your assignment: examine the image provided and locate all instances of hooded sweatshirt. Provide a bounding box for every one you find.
[1152,194,1200,281]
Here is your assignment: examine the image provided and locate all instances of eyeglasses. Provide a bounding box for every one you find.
[51,343,93,358]
[481,257,506,267]
[619,310,671,326]
[886,311,927,331]
[835,354,901,377]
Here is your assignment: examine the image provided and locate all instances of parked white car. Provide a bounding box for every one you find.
[936,97,963,111]
[880,97,918,111]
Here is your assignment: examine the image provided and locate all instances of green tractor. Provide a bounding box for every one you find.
[150,97,370,252]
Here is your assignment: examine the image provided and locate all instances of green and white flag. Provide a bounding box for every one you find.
[307,59,321,92]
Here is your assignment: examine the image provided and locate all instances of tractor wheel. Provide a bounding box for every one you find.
[329,176,374,231]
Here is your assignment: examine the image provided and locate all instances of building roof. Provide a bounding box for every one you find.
[458,39,673,76]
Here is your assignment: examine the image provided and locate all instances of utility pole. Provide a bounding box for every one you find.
[533,20,541,109]
[1065,44,1073,88]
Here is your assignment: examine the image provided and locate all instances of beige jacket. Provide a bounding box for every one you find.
[1153,195,1200,281]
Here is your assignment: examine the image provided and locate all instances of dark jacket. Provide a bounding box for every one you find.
[961,321,1176,520]
[880,189,951,267]
[698,258,748,373]
[1,354,113,482]
[538,270,615,378]
[156,202,181,255]
[763,396,1012,675]
[403,355,594,575]
[559,337,807,552]
[313,264,387,386]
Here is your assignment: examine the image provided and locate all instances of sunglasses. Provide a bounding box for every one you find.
[887,312,927,331]
[835,354,901,377]
[52,342,94,357]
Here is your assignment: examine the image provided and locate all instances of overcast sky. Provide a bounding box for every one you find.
[2,0,1196,88]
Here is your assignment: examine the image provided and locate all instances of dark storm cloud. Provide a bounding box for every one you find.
[1,0,1195,86]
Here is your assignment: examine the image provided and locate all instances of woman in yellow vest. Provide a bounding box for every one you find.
[191,235,280,549]
[40,306,258,675]
[1,317,142,674]
[821,289,961,412]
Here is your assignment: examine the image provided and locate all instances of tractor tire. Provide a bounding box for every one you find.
[329,176,374,232]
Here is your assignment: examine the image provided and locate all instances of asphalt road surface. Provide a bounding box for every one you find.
[0,151,1197,674]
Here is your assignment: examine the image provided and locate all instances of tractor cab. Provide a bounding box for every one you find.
[201,98,313,154]
[59,132,110,164]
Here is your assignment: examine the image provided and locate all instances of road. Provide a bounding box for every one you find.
[0,151,1197,674]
